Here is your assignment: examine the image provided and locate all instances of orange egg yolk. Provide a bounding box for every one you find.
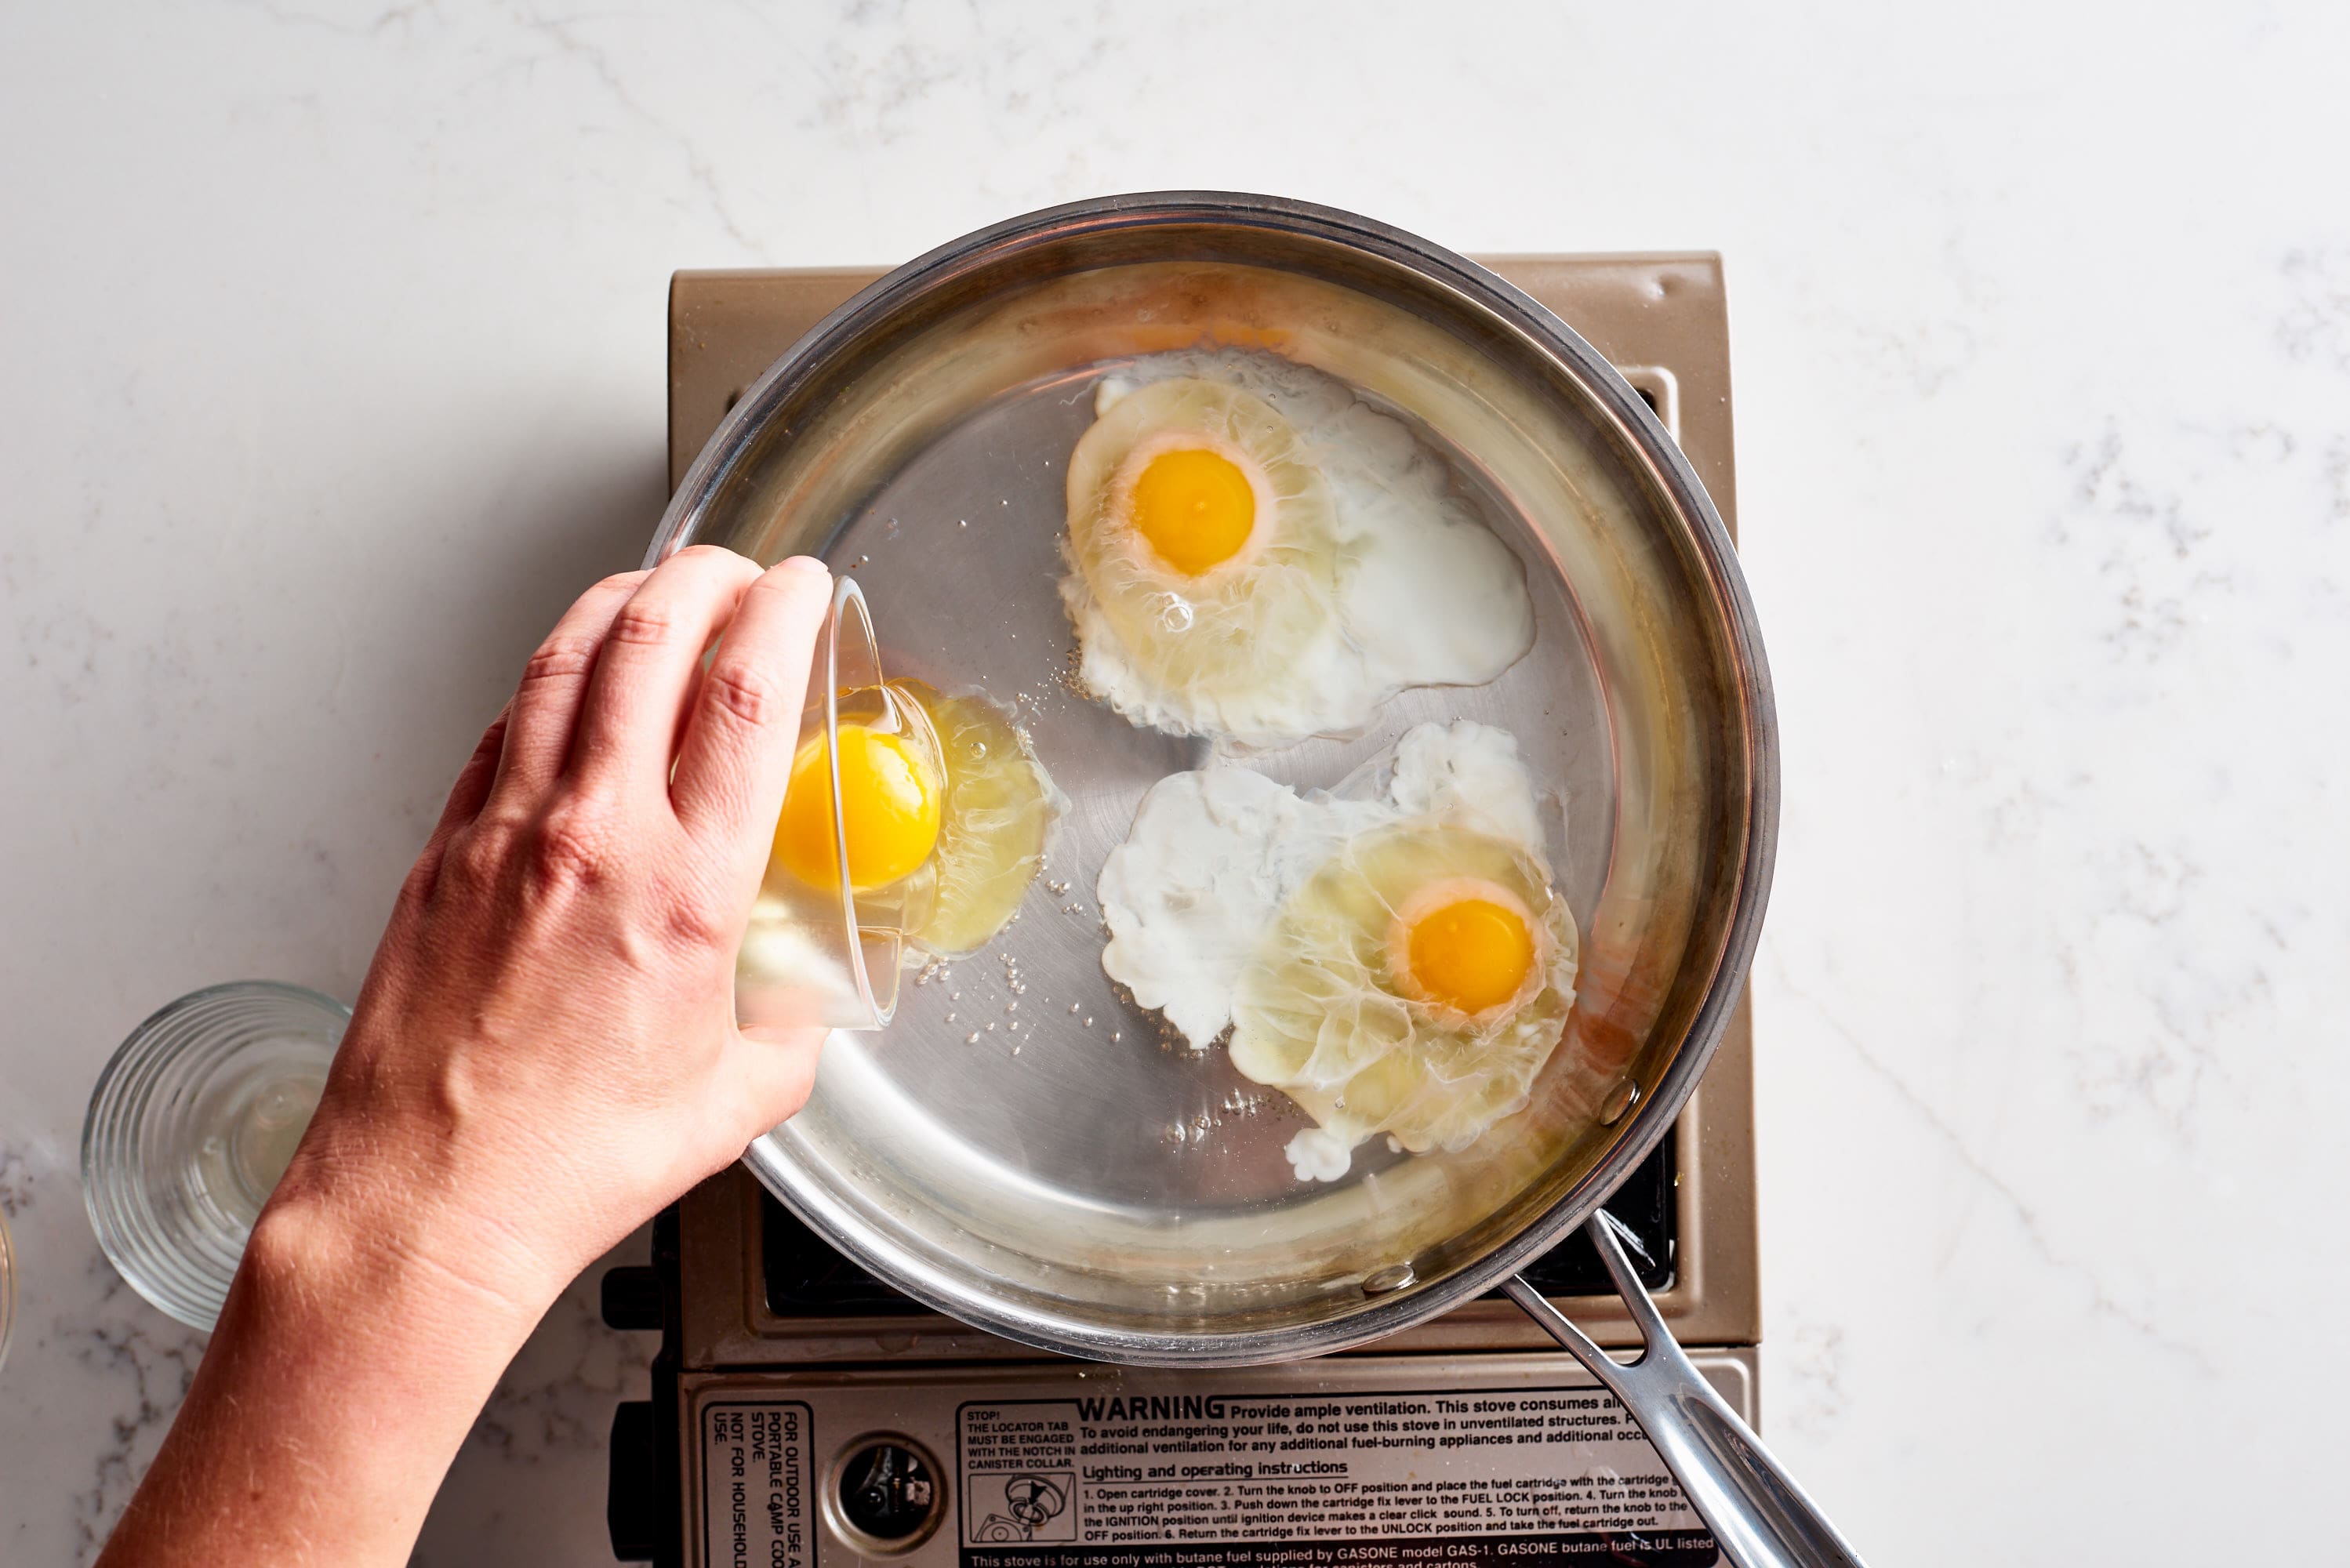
[1404,896,1536,1016]
[773,723,942,892]
[1128,447,1256,575]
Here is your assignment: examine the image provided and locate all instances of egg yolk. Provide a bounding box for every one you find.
[1129,447,1255,575]
[1404,896,1535,1016]
[773,723,942,892]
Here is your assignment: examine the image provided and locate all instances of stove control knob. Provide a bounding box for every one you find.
[599,1265,663,1332]
[830,1436,945,1552]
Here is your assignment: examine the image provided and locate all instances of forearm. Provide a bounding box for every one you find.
[96,1192,548,1567]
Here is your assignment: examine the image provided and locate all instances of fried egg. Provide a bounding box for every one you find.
[755,679,1060,966]
[1060,349,1535,746]
[1097,721,1578,1179]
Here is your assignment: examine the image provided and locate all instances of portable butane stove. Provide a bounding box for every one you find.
[603,256,1757,1568]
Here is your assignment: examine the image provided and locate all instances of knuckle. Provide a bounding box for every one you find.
[663,889,732,953]
[397,846,445,909]
[528,802,622,888]
[519,634,601,689]
[441,820,511,891]
[657,869,736,952]
[605,598,679,648]
[699,659,783,729]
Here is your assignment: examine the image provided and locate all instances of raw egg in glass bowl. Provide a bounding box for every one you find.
[736,579,1061,1032]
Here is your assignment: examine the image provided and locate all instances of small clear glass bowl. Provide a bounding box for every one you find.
[82,981,347,1330]
[736,575,932,1033]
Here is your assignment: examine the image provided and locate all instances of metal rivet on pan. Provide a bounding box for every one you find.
[1599,1078,1641,1126]
[1362,1264,1415,1297]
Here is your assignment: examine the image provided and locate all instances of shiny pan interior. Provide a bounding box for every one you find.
[649,193,1777,1365]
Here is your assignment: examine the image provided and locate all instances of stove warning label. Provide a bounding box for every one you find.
[956,1388,1715,1567]
[703,1400,815,1568]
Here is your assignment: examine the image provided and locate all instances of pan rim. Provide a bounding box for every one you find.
[659,191,1778,1366]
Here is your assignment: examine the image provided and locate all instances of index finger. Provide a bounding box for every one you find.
[669,556,834,870]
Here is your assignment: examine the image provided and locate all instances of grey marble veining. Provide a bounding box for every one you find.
[4,2,2348,1563]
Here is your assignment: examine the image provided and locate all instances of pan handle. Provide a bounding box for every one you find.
[1504,1213,1867,1568]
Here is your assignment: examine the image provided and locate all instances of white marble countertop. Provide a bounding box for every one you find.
[5,3,2348,1563]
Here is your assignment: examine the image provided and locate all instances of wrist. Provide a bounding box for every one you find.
[242,1174,555,1366]
[259,1033,602,1326]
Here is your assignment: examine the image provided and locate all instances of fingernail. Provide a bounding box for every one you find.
[776,555,829,576]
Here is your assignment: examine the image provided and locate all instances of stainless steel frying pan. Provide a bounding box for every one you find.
[651,193,1862,1568]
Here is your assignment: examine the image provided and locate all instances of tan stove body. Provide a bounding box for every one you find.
[602,256,1758,1568]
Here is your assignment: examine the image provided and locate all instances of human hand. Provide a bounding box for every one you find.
[100,545,837,1568]
[266,544,835,1323]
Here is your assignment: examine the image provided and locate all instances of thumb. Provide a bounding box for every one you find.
[730,1025,826,1142]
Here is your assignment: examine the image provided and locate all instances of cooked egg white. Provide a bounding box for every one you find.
[1097,721,1578,1180]
[1060,349,1535,746]
[889,679,1064,958]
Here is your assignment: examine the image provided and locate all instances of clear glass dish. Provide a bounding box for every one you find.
[737,575,935,1033]
[82,981,347,1330]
